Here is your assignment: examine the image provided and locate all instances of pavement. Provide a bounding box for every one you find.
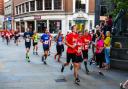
[0,38,128,89]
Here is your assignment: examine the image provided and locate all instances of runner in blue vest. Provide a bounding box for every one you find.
[54,31,64,62]
[41,28,50,64]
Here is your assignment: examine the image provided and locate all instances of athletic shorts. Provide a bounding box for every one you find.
[43,45,49,51]
[33,42,38,46]
[82,50,88,59]
[25,42,31,49]
[74,56,83,63]
[56,45,62,55]
[66,53,76,63]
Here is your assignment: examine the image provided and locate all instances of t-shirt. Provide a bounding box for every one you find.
[57,36,63,45]
[104,37,111,48]
[82,35,91,50]
[96,39,104,53]
[33,34,40,43]
[66,32,78,54]
[24,32,32,43]
[41,33,50,46]
[75,37,83,56]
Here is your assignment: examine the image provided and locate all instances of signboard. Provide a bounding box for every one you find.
[34,15,41,20]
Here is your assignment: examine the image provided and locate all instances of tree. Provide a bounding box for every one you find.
[111,0,128,17]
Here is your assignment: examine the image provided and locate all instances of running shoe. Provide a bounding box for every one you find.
[44,60,47,65]
[42,56,44,62]
[75,78,80,85]
[70,64,73,70]
[99,71,104,76]
[120,83,125,89]
[61,65,64,72]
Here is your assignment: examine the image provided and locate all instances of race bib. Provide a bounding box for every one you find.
[26,38,30,42]
[58,42,62,45]
[44,40,49,44]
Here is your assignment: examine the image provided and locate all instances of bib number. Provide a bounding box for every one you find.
[44,41,49,44]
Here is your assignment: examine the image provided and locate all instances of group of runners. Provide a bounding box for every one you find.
[0,24,111,85]
[0,30,20,45]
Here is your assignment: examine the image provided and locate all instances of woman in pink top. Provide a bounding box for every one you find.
[95,35,105,68]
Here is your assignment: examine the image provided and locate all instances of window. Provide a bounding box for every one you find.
[36,0,43,10]
[30,1,35,11]
[22,4,25,13]
[49,20,61,33]
[75,0,86,12]
[45,0,52,10]
[16,6,18,14]
[19,5,21,14]
[100,5,107,16]
[25,2,29,12]
[54,0,62,10]
[37,21,47,33]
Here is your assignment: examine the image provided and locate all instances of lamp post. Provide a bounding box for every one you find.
[95,0,100,26]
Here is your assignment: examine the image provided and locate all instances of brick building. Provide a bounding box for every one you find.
[0,0,4,15]
[13,0,95,34]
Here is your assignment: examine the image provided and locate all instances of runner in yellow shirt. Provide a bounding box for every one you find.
[32,31,40,55]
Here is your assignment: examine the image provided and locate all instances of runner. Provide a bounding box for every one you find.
[23,29,32,62]
[82,30,91,74]
[5,30,11,45]
[74,31,83,85]
[14,30,20,46]
[48,32,52,56]
[54,31,64,62]
[40,28,50,65]
[1,30,5,42]
[32,31,40,55]
[61,25,78,72]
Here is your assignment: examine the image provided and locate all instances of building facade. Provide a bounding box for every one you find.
[14,0,95,34]
[0,0,4,15]
[0,0,4,30]
[4,0,14,30]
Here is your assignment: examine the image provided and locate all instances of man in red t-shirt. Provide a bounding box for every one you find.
[82,30,91,74]
[61,25,78,73]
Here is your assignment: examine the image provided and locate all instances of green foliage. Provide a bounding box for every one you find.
[111,0,128,17]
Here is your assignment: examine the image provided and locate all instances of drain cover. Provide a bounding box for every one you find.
[55,78,66,82]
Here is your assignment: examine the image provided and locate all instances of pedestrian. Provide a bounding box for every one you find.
[120,80,128,89]
[54,31,64,62]
[95,34,105,76]
[40,28,50,65]
[104,31,111,69]
[23,28,33,62]
[32,31,40,55]
[61,25,78,72]
[82,30,91,74]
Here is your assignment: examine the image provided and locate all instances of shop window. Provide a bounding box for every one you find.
[37,21,47,33]
[21,22,25,32]
[45,0,52,10]
[30,1,35,11]
[54,0,62,10]
[49,20,61,33]
[37,0,43,10]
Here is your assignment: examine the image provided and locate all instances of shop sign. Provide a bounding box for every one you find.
[34,15,41,20]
